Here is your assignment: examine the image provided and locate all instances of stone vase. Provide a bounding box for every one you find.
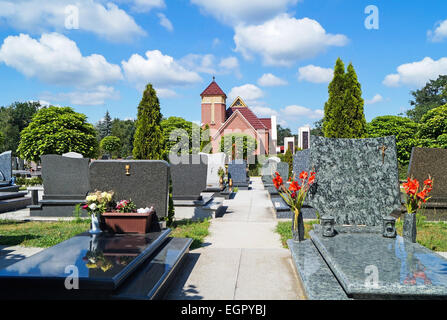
[89,214,102,234]
[403,212,417,243]
[291,208,305,242]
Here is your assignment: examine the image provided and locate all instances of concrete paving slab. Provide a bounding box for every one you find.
[0,245,43,269]
[234,248,304,300]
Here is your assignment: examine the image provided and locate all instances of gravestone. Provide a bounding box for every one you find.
[228,160,248,189]
[276,162,289,180]
[0,151,12,186]
[170,154,208,201]
[62,152,83,158]
[293,149,310,177]
[261,158,279,185]
[306,135,401,226]
[407,147,447,220]
[89,160,170,218]
[30,154,90,217]
[200,152,226,189]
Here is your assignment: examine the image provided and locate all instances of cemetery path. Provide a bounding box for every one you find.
[165,177,305,300]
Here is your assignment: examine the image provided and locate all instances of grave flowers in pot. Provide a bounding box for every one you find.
[83,191,154,234]
[273,170,315,242]
[402,176,433,243]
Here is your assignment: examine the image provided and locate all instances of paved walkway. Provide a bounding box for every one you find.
[165,177,304,300]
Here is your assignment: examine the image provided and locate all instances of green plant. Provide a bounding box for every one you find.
[133,84,165,160]
[17,106,98,162]
[100,135,121,157]
[219,133,257,161]
[72,204,83,223]
[284,148,293,178]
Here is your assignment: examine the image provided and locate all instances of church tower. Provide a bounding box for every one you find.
[200,77,227,129]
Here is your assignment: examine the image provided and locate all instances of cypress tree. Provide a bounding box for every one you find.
[344,63,367,138]
[323,58,348,138]
[133,84,165,160]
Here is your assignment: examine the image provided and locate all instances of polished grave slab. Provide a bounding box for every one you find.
[0,229,192,299]
[310,228,447,299]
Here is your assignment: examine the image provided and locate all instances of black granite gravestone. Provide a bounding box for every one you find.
[0,151,12,187]
[170,154,208,202]
[30,154,90,217]
[228,160,248,189]
[89,160,170,218]
[408,147,447,220]
[293,149,310,178]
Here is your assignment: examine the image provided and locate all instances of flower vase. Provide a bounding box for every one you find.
[89,214,102,234]
[291,208,305,242]
[403,212,416,243]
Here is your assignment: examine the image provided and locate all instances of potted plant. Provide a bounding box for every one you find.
[102,200,154,234]
[273,170,315,242]
[83,191,114,234]
[402,176,433,242]
[218,167,225,187]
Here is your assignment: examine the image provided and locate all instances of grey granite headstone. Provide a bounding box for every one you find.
[228,160,247,185]
[170,154,208,200]
[276,162,289,180]
[408,147,447,203]
[261,158,278,184]
[293,149,310,178]
[0,151,12,186]
[41,154,90,200]
[18,158,24,171]
[89,160,170,218]
[306,136,401,226]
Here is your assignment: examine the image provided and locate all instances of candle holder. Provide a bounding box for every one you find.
[382,216,397,238]
[321,216,335,237]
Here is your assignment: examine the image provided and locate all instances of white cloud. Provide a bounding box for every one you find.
[228,84,264,103]
[212,38,221,47]
[130,0,165,12]
[157,13,173,32]
[251,106,278,117]
[191,0,298,26]
[41,86,119,106]
[219,56,239,70]
[234,14,348,66]
[281,105,323,119]
[428,19,447,42]
[122,50,202,92]
[155,88,178,98]
[258,73,288,87]
[366,94,383,105]
[298,65,333,83]
[0,0,145,42]
[180,54,240,76]
[0,33,123,88]
[383,57,447,87]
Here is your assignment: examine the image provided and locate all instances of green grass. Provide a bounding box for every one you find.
[0,219,90,248]
[276,220,319,249]
[169,219,211,250]
[276,218,447,252]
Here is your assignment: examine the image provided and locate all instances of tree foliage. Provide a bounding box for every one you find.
[407,75,447,123]
[17,106,98,161]
[220,133,257,161]
[323,59,366,138]
[95,110,112,141]
[284,148,293,179]
[417,104,447,148]
[276,125,292,146]
[100,135,121,156]
[0,101,40,154]
[161,116,201,156]
[110,118,135,158]
[132,84,165,160]
[367,116,419,166]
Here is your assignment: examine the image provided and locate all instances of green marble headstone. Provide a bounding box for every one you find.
[306,136,401,226]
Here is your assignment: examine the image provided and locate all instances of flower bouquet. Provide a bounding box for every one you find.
[273,170,316,241]
[83,191,114,234]
[402,176,433,242]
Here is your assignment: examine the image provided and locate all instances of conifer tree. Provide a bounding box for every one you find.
[133,84,165,159]
[323,58,347,138]
[344,63,367,138]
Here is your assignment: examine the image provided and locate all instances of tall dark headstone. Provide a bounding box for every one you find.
[306,136,401,226]
[293,149,310,177]
[30,154,90,217]
[89,160,170,218]
[170,154,208,201]
[228,160,248,188]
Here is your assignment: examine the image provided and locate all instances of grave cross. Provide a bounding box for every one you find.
[379,145,388,164]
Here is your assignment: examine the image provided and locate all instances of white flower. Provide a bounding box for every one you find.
[89,203,97,211]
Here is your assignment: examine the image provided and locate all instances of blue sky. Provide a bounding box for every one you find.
[1,0,447,132]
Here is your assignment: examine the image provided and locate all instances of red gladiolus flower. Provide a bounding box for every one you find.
[308,174,315,185]
[403,178,419,195]
[289,181,301,192]
[82,204,88,210]
[299,171,308,180]
[417,190,428,203]
[291,192,297,199]
[273,175,283,189]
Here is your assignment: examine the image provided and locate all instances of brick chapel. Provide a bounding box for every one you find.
[200,78,277,155]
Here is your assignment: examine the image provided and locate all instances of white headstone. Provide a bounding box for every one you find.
[200,152,226,187]
[62,152,83,159]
